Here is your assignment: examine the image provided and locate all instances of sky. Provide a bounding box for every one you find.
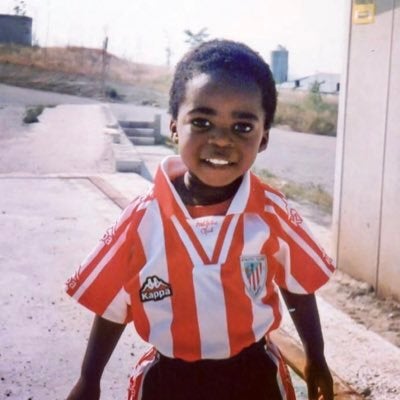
[0,0,349,78]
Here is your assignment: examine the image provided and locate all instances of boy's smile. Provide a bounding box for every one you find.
[170,71,269,203]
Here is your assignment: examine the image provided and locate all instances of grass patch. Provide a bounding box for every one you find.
[274,87,338,136]
[254,168,333,213]
[22,104,55,124]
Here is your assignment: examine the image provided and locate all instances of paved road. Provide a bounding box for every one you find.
[255,128,336,195]
[0,83,99,106]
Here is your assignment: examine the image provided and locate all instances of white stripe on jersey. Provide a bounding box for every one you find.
[170,216,204,265]
[265,189,322,248]
[189,216,224,260]
[192,263,230,358]
[228,171,250,214]
[218,214,240,264]
[138,201,174,357]
[276,238,307,294]
[103,288,131,323]
[117,196,143,226]
[264,190,288,213]
[278,214,332,278]
[242,214,275,339]
[264,205,332,277]
[73,225,130,301]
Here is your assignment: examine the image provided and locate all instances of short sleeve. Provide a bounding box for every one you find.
[269,199,336,294]
[65,202,138,324]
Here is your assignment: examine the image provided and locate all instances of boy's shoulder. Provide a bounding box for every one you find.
[251,172,288,207]
[119,185,156,221]
[251,173,303,226]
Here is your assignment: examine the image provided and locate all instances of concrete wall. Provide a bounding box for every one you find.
[334,0,400,300]
[0,14,32,46]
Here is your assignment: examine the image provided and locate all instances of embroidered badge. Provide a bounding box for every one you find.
[140,276,173,302]
[240,255,267,297]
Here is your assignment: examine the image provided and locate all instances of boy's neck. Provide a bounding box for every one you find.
[172,172,243,206]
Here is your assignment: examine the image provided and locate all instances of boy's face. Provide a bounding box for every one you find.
[170,71,269,188]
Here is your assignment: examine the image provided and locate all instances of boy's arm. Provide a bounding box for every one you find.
[280,288,334,400]
[67,315,126,400]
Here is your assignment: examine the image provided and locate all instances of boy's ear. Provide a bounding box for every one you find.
[170,120,179,144]
[258,129,269,152]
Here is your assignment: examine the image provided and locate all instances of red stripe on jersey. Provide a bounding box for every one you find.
[265,192,334,273]
[163,217,202,361]
[210,214,234,264]
[127,347,158,400]
[66,205,135,298]
[288,243,330,293]
[78,241,129,315]
[128,231,151,343]
[179,219,210,264]
[260,239,282,333]
[221,216,255,356]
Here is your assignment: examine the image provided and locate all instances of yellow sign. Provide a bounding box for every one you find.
[353,0,376,24]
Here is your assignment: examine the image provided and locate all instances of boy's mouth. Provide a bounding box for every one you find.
[204,158,233,166]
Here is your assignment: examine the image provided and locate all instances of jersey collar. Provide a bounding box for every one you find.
[153,155,265,218]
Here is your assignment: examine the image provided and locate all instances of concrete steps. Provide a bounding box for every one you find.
[119,114,162,146]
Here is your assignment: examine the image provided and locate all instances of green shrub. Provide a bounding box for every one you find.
[254,168,333,213]
[274,85,338,136]
[23,105,45,123]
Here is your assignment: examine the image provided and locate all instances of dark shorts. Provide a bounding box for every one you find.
[128,339,295,400]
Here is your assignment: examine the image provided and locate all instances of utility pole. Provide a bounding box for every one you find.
[101,36,109,99]
[166,46,172,68]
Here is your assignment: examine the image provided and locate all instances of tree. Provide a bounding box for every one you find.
[184,28,209,48]
[307,80,324,110]
[13,0,26,16]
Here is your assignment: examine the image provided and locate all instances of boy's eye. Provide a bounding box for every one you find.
[191,118,211,129]
[232,122,253,134]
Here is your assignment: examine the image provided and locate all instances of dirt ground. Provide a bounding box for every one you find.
[319,270,400,349]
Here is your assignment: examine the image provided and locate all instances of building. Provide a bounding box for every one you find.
[279,72,341,94]
[334,0,400,300]
[270,45,288,84]
[0,14,32,46]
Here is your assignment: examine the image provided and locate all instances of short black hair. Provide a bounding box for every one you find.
[169,39,277,128]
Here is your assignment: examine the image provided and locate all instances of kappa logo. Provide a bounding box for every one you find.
[140,276,173,302]
[288,207,303,226]
[282,197,303,226]
[101,225,116,245]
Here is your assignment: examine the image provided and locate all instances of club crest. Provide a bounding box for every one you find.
[240,255,267,297]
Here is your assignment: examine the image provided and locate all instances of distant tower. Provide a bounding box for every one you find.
[0,14,32,46]
[270,45,288,84]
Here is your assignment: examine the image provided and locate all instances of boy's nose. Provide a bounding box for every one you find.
[208,128,233,147]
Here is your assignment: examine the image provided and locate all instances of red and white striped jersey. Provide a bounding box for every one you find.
[66,156,335,361]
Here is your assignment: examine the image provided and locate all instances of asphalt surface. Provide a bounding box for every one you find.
[1,86,399,399]
[1,83,336,194]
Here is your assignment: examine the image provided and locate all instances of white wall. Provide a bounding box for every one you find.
[334,0,400,299]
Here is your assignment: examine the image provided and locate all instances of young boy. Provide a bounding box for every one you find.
[66,39,335,400]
